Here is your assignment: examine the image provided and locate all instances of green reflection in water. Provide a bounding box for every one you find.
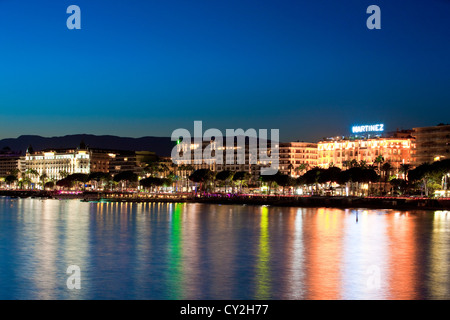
[167,203,183,299]
[255,206,271,299]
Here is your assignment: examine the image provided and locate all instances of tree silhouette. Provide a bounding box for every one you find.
[189,169,215,193]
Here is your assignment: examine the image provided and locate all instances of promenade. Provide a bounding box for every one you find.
[1,190,450,211]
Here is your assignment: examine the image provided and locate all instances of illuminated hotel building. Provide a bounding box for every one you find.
[413,124,450,166]
[318,130,414,173]
[279,142,318,177]
[173,137,277,182]
[20,142,157,182]
[21,146,92,182]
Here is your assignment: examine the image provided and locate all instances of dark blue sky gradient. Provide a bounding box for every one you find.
[0,0,449,142]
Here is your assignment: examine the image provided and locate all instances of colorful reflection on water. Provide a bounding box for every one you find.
[0,198,449,300]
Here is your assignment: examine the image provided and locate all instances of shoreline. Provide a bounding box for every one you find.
[0,190,449,211]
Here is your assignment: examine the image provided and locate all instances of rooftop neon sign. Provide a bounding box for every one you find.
[352,124,384,134]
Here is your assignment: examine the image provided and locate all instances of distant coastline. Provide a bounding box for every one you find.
[0,190,449,211]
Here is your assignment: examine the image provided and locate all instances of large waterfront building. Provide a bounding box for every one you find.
[413,124,450,166]
[20,142,158,183]
[318,130,414,174]
[0,148,21,177]
[107,150,157,175]
[20,146,93,182]
[279,142,318,177]
[173,136,278,183]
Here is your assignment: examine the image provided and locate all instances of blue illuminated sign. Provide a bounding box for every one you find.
[352,124,384,134]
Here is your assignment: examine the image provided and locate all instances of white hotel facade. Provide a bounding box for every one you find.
[20,148,91,182]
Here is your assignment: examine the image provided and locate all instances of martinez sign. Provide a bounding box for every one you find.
[352,124,384,134]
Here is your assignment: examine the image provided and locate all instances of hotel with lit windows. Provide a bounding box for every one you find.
[171,124,439,180]
[3,123,449,186]
[19,142,157,184]
[20,146,93,182]
[173,136,277,185]
[318,136,414,168]
[317,130,414,174]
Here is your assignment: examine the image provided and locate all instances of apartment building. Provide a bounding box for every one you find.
[0,149,21,177]
[413,124,450,166]
[279,142,318,177]
[173,136,278,182]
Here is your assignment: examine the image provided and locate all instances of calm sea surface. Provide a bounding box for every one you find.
[0,197,449,300]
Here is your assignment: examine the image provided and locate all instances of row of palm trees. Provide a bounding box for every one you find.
[1,169,55,190]
[0,159,199,192]
[2,157,448,197]
[184,167,372,196]
[407,159,450,197]
[0,159,177,191]
[187,169,253,194]
[183,157,418,196]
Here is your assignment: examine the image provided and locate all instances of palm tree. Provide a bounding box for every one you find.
[88,172,112,190]
[215,170,235,193]
[39,173,48,190]
[381,162,392,179]
[349,159,359,168]
[381,162,392,195]
[374,155,384,175]
[59,170,69,180]
[274,172,293,195]
[189,169,214,194]
[259,174,277,195]
[184,164,195,191]
[399,164,412,181]
[342,160,350,170]
[44,178,56,190]
[113,171,138,191]
[374,155,385,195]
[22,176,32,190]
[160,163,171,177]
[172,163,181,191]
[25,169,39,188]
[287,163,294,177]
[295,163,308,176]
[143,161,159,177]
[233,171,251,193]
[359,160,367,169]
[5,175,18,189]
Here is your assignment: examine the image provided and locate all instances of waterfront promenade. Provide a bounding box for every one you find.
[1,190,449,211]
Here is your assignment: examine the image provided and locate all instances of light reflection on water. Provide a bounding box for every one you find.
[0,197,449,300]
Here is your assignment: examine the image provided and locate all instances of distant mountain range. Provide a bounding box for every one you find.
[0,134,175,157]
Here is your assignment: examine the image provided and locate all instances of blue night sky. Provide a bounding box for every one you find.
[0,0,449,142]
